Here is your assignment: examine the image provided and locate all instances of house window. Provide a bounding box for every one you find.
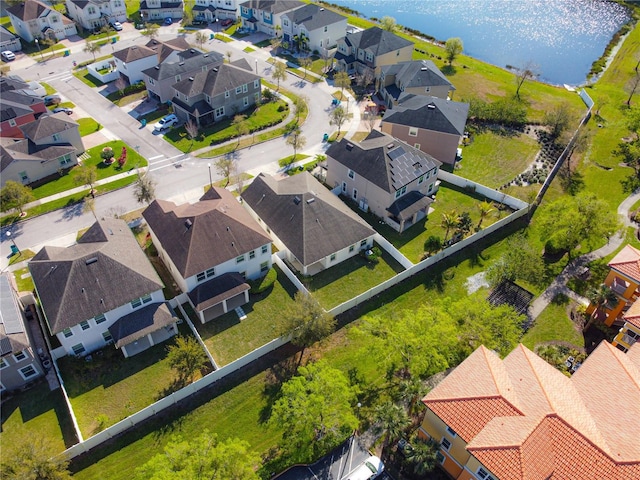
[72,343,86,356]
[360,240,367,247]
[197,272,206,282]
[8,119,16,127]
[408,127,418,137]
[254,93,260,103]
[418,175,424,185]
[19,365,38,379]
[131,298,142,308]
[142,294,152,304]
[283,19,289,27]
[476,467,496,480]
[254,79,260,89]
[349,245,355,252]
[348,169,355,179]
[102,331,113,343]
[59,154,72,166]
[19,171,28,182]
[236,254,245,263]
[351,46,356,55]
[324,26,328,32]
[215,106,225,117]
[341,182,347,193]
[63,328,73,338]
[206,267,215,278]
[428,184,433,193]
[52,134,60,141]
[436,452,445,464]
[425,86,431,93]
[395,185,407,198]
[0,358,7,369]
[352,188,358,200]
[88,6,95,14]
[13,350,27,362]
[241,6,248,14]
[441,437,451,451]
[330,253,336,262]
[242,84,248,93]
[446,426,457,437]
[236,86,242,94]
[205,95,211,103]
[366,52,373,62]
[414,143,421,149]
[175,75,181,82]
[249,250,256,259]
[95,314,106,324]
[243,96,249,107]
[149,78,155,86]
[260,261,269,273]
[261,245,268,254]
[80,320,90,331]
[397,50,400,56]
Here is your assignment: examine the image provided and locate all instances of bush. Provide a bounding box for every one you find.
[249,267,277,294]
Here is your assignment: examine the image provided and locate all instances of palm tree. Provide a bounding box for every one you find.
[477,200,495,229]
[441,210,458,242]
[584,283,617,331]
[398,377,424,418]
[405,437,440,476]
[372,401,410,458]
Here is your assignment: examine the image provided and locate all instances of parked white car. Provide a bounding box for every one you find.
[345,456,384,480]
[1,50,16,61]
[111,21,123,31]
[153,114,178,132]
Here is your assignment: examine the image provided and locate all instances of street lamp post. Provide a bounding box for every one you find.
[207,163,213,188]
[6,231,20,255]
[35,38,43,61]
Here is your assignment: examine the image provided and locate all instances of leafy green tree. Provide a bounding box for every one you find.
[272,61,287,90]
[214,155,237,187]
[423,235,442,256]
[0,438,72,480]
[83,40,101,61]
[372,401,410,458]
[405,437,440,476]
[166,335,208,386]
[269,360,358,463]
[455,211,473,237]
[282,292,335,363]
[133,171,156,205]
[73,165,98,196]
[286,127,306,160]
[0,180,34,215]
[330,105,352,136]
[485,233,544,287]
[135,431,259,480]
[270,36,282,55]
[398,376,425,417]
[232,114,249,146]
[584,284,618,331]
[544,102,572,139]
[444,37,463,65]
[292,95,307,122]
[476,200,494,229]
[440,210,458,242]
[380,16,397,32]
[334,71,351,94]
[194,31,207,49]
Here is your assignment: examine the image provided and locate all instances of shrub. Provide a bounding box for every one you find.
[249,267,277,294]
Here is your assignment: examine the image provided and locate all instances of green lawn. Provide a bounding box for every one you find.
[0,382,77,456]
[457,129,540,189]
[12,267,34,293]
[521,295,585,350]
[165,100,289,152]
[74,69,105,88]
[77,118,103,136]
[195,267,298,366]
[301,248,405,310]
[57,324,204,438]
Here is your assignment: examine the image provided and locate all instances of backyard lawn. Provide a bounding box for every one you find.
[0,381,77,455]
[521,295,585,350]
[301,248,405,310]
[195,267,298,366]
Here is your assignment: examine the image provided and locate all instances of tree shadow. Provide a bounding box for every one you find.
[559,170,585,195]
[258,356,298,424]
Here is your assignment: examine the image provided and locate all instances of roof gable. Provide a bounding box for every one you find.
[344,27,413,56]
[142,52,224,81]
[382,95,469,135]
[285,4,346,31]
[172,63,260,98]
[609,244,640,282]
[19,112,78,141]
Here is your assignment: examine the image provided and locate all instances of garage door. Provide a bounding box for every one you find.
[226,292,247,310]
[203,302,226,323]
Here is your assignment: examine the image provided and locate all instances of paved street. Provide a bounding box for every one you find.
[1,24,360,267]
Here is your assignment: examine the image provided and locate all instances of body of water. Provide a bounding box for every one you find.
[329,0,630,85]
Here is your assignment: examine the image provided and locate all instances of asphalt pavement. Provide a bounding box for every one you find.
[1,24,360,269]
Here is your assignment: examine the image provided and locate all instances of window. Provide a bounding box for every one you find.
[95,314,106,324]
[149,78,155,86]
[436,452,445,464]
[418,175,424,185]
[236,86,243,94]
[59,154,72,166]
[261,245,268,254]
[428,184,433,193]
[0,358,7,369]
[395,185,407,198]
[360,240,367,247]
[324,26,328,32]
[441,437,451,451]
[175,75,181,82]
[349,245,355,252]
[397,50,400,56]
[476,467,495,480]
[341,182,347,193]
[80,320,90,331]
[254,92,260,103]
[243,96,249,107]
[242,84,248,93]
[8,119,16,127]
[260,261,269,273]
[236,254,245,264]
[366,52,373,62]
[205,94,211,103]
[63,328,73,338]
[283,19,289,27]
[72,343,86,356]
[131,298,142,308]
[13,350,27,361]
[52,133,60,141]
[254,79,260,89]
[19,171,28,182]
[446,426,457,437]
[215,106,225,117]
[330,253,336,262]
[408,127,418,137]
[249,250,255,259]
[206,267,215,278]
[352,188,358,200]
[197,272,206,282]
[241,6,248,14]
[19,365,38,379]
[141,294,152,304]
[414,143,421,149]
[348,169,355,179]
[102,331,113,343]
[88,6,95,14]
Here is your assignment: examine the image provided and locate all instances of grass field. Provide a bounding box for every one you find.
[521,295,585,350]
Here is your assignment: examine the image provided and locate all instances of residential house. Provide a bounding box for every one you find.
[113,38,193,85]
[378,60,454,107]
[193,0,238,22]
[171,62,261,127]
[239,0,303,37]
[142,187,272,323]
[242,172,376,276]
[325,130,441,233]
[613,300,640,353]
[29,219,177,359]
[1,113,83,187]
[140,0,184,22]
[420,341,640,479]
[0,26,22,53]
[65,0,127,32]
[381,95,469,165]
[7,0,77,42]
[280,4,347,56]
[0,273,43,393]
[0,87,47,138]
[334,26,414,76]
[142,51,224,103]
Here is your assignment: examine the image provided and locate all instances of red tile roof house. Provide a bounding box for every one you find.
[419,341,640,479]
[0,77,47,138]
[29,219,178,359]
[142,187,273,324]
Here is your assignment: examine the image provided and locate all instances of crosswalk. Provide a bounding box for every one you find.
[41,70,74,83]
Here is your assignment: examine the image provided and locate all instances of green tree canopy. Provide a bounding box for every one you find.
[0,180,34,214]
[380,16,397,32]
[133,171,157,205]
[269,360,358,463]
[282,291,335,362]
[444,37,463,65]
[0,438,72,480]
[166,335,208,386]
[485,233,544,287]
[272,61,287,89]
[135,431,259,480]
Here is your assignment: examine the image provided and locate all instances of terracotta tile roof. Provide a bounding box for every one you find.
[627,342,640,368]
[608,244,640,282]
[623,299,640,329]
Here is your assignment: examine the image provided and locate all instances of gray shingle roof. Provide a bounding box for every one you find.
[29,219,164,335]
[381,60,453,90]
[172,63,260,98]
[0,100,33,122]
[241,172,375,267]
[108,302,177,348]
[0,273,30,356]
[142,52,223,81]
[325,130,441,193]
[387,190,433,220]
[239,0,303,14]
[382,95,469,135]
[0,77,30,92]
[0,137,76,171]
[0,26,18,43]
[19,112,78,141]
[142,187,271,279]
[112,45,156,63]
[7,0,50,21]
[187,272,249,312]
[343,26,413,56]
[284,4,346,31]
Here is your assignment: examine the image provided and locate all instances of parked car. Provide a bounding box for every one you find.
[220,18,233,27]
[345,456,384,480]
[153,114,178,132]
[164,17,173,25]
[110,21,123,31]
[53,107,73,115]
[1,50,16,61]
[44,95,61,106]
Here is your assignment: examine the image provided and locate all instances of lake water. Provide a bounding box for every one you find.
[329,0,630,85]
